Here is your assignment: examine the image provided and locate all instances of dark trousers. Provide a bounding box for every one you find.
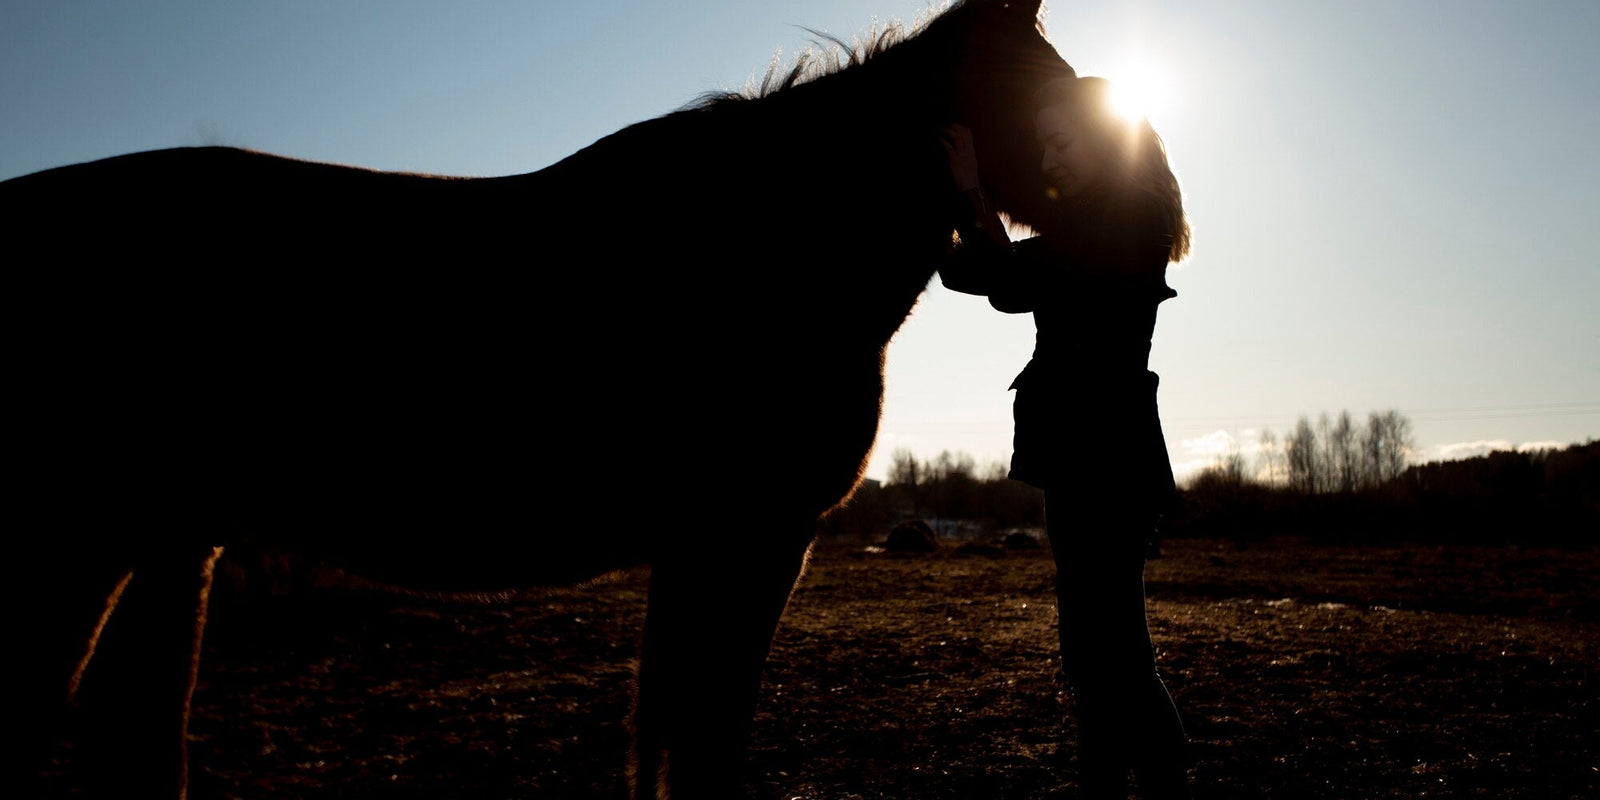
[1046,494,1191,800]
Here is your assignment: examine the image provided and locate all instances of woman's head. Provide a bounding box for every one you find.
[1032,76,1191,263]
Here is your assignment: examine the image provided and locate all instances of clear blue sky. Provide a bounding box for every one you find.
[5,1,1596,484]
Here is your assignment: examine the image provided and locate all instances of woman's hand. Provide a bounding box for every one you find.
[938,123,981,192]
[938,121,1011,257]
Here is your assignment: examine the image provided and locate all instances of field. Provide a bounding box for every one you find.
[74,536,1600,799]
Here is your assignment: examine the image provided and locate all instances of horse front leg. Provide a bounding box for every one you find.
[67,544,223,800]
[631,529,815,800]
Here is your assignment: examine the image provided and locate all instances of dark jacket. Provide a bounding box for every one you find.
[940,189,1178,508]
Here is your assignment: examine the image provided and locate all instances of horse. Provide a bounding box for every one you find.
[5,1,1074,797]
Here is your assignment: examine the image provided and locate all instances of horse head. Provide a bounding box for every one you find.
[934,0,1076,230]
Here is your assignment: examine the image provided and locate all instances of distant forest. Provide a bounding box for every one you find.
[824,410,1597,546]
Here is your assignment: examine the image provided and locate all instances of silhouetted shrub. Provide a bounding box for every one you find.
[1002,531,1042,550]
[884,520,939,553]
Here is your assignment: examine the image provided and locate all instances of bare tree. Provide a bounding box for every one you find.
[1257,428,1285,485]
[888,447,927,517]
[928,449,982,523]
[1313,413,1337,493]
[931,449,977,481]
[1326,410,1358,492]
[1366,409,1414,483]
[887,448,921,487]
[1215,436,1246,486]
[1360,412,1384,488]
[1286,415,1320,494]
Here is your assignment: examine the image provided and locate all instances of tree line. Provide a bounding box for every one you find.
[821,448,1041,540]
[1248,409,1413,494]
[821,409,1597,546]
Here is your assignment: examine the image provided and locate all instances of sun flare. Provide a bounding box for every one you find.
[1103,61,1172,125]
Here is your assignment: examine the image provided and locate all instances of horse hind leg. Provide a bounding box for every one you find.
[630,524,816,800]
[14,552,136,796]
[62,544,223,800]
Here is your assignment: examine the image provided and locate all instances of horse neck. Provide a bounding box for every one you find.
[544,68,950,255]
[748,84,952,342]
[515,34,967,351]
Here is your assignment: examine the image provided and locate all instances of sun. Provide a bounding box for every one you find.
[1103,60,1172,125]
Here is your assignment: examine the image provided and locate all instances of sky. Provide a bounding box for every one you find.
[4,1,1596,485]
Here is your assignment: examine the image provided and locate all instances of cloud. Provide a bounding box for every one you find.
[1433,440,1514,461]
[1179,429,1238,461]
[1170,430,1233,480]
[1428,439,1572,462]
[1171,428,1279,483]
[1171,428,1295,485]
[1514,440,1571,453]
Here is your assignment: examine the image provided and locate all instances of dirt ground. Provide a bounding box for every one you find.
[54,535,1600,799]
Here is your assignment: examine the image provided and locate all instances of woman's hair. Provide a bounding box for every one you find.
[1033,76,1191,263]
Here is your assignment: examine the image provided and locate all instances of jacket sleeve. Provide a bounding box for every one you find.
[937,187,1010,295]
[936,187,1049,313]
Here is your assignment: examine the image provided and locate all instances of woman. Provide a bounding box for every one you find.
[939,76,1194,799]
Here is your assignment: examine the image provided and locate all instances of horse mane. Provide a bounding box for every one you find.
[686,0,1049,108]
[678,21,912,110]
[748,19,917,99]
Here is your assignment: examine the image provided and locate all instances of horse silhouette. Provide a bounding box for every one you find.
[5,1,1074,797]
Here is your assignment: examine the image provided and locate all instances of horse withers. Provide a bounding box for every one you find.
[6,1,1074,797]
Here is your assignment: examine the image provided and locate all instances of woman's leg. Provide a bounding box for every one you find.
[1047,495,1190,800]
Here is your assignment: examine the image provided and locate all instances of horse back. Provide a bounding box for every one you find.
[7,150,567,548]
[5,146,868,583]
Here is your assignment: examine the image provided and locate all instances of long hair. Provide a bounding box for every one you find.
[1033,76,1191,263]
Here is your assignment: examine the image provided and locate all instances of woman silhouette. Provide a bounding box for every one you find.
[939,76,1193,800]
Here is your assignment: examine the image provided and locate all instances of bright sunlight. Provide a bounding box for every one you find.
[1103,59,1172,124]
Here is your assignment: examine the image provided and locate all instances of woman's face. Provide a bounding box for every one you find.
[1035,103,1103,199]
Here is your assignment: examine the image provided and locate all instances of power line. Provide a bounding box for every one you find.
[1162,401,1599,428]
